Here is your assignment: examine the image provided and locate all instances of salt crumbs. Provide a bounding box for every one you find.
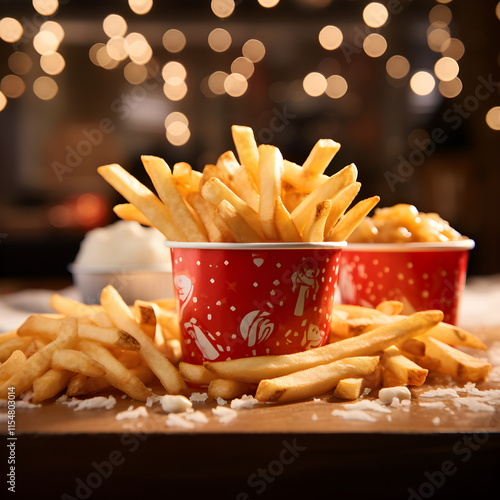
[230,395,259,410]
[72,396,116,411]
[212,405,237,424]
[116,406,148,421]
[331,409,377,422]
[189,392,208,403]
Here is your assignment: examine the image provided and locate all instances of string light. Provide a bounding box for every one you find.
[318,25,343,50]
[32,0,59,16]
[128,0,153,15]
[303,72,327,97]
[0,91,7,112]
[486,107,500,130]
[1,75,25,98]
[208,28,232,52]
[163,29,186,53]
[224,73,248,97]
[363,33,387,58]
[211,0,235,18]
[386,55,410,79]
[325,75,347,98]
[242,39,266,63]
[0,17,23,43]
[363,3,389,28]
[434,56,459,81]
[103,14,127,38]
[438,77,462,98]
[8,52,32,75]
[33,76,58,100]
[410,71,435,96]
[40,52,65,75]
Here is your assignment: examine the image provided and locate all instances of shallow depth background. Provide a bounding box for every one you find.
[0,0,499,286]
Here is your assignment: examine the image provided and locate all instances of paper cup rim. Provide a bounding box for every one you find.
[165,241,347,250]
[68,263,172,274]
[343,239,475,252]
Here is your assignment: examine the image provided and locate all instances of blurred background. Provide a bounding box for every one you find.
[0,0,499,291]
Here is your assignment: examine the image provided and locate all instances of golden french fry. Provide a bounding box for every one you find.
[133,300,158,339]
[49,294,113,327]
[208,379,255,400]
[113,203,152,226]
[421,337,491,382]
[141,155,208,242]
[0,331,18,343]
[100,285,188,395]
[381,345,428,386]
[0,350,27,384]
[0,317,78,398]
[327,195,380,242]
[52,349,106,378]
[179,362,216,386]
[256,356,380,403]
[201,177,264,238]
[291,164,358,233]
[302,139,341,177]
[98,163,184,241]
[172,162,193,188]
[231,164,260,211]
[205,310,443,383]
[302,199,332,242]
[376,301,405,316]
[0,337,32,362]
[274,196,302,242]
[214,200,263,243]
[78,340,152,400]
[231,125,259,184]
[18,315,140,351]
[216,150,240,177]
[331,304,386,319]
[333,377,365,400]
[282,160,330,193]
[67,373,110,397]
[32,368,73,403]
[324,182,361,236]
[186,191,225,242]
[258,144,283,240]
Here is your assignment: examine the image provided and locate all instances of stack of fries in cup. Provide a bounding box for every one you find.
[0,126,492,405]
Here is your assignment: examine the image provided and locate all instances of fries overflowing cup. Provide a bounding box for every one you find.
[169,241,345,364]
[339,240,475,325]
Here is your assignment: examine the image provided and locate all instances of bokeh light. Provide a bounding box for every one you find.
[438,77,462,98]
[33,76,58,100]
[303,72,327,97]
[103,14,128,38]
[441,38,465,60]
[208,28,232,52]
[258,0,280,7]
[427,25,450,52]
[318,25,343,50]
[224,73,248,97]
[40,52,65,75]
[386,55,410,79]
[486,107,500,130]
[1,75,25,98]
[208,71,228,95]
[0,17,23,43]
[363,3,389,28]
[33,30,59,55]
[410,71,435,96]
[211,0,235,18]
[363,33,387,58]
[40,21,65,44]
[128,38,153,64]
[33,0,59,16]
[106,37,128,61]
[165,111,189,129]
[124,62,148,84]
[162,29,186,53]
[325,75,347,99]
[8,52,32,75]
[434,56,459,81]
[429,5,452,25]
[0,91,6,112]
[128,0,153,15]
[231,57,254,79]
[242,39,266,63]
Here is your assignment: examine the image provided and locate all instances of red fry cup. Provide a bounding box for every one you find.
[338,240,475,325]
[167,242,346,364]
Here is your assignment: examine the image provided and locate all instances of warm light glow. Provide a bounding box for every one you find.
[434,56,459,81]
[33,76,58,100]
[89,43,105,66]
[0,91,6,112]
[0,17,23,43]
[33,0,59,16]
[386,55,410,79]
[40,21,65,43]
[40,51,65,75]
[163,81,188,101]
[258,0,280,7]
[162,61,187,83]
[128,0,153,15]
[103,14,128,38]
[166,123,190,146]
[128,39,152,64]
[427,26,450,52]
[486,106,500,130]
[231,57,254,79]
[33,30,59,55]
[208,71,228,95]
[363,33,387,58]
[363,2,389,28]
[208,28,232,52]
[8,52,32,75]
[162,29,186,53]
[1,75,25,98]
[429,5,452,25]
[242,39,266,63]
[325,75,347,98]
[211,0,235,18]
[410,71,435,96]
[106,36,128,61]
[441,38,465,60]
[497,2,500,21]
[224,73,248,97]
[438,77,462,98]
[124,62,148,84]
[303,72,327,97]
[318,25,343,50]
[165,111,189,129]
[96,45,119,69]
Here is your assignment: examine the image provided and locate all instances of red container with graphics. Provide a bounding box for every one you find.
[167,242,345,364]
[338,240,475,325]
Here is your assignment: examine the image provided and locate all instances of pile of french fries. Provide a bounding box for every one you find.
[99,125,380,243]
[0,288,491,405]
